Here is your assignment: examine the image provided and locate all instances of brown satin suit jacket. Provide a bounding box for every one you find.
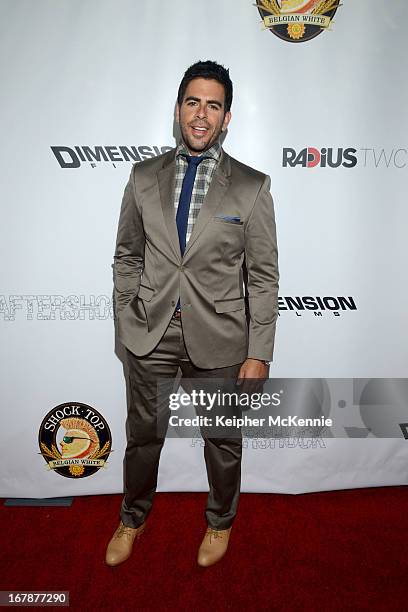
[113,147,279,369]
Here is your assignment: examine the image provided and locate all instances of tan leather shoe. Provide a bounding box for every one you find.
[105,521,145,567]
[197,526,232,567]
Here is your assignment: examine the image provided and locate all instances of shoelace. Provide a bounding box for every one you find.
[116,523,144,539]
[206,528,225,544]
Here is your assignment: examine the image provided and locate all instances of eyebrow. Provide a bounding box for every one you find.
[185,96,223,108]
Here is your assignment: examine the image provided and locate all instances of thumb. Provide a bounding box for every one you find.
[236,367,245,386]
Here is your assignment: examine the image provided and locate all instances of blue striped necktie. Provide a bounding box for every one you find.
[174,154,204,313]
[176,155,205,256]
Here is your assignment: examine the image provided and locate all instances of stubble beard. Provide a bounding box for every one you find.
[180,123,222,155]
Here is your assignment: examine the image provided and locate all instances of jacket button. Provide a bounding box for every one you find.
[171,301,175,307]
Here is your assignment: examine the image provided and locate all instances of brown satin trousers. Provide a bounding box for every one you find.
[120,316,244,530]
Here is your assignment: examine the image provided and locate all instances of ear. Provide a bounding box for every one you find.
[222,110,231,132]
[175,103,180,124]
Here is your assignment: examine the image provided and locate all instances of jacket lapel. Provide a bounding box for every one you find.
[183,150,231,259]
[157,147,232,263]
[157,149,181,262]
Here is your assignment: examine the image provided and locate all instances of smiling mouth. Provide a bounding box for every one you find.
[190,125,209,136]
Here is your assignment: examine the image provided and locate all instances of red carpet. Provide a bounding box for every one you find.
[1,488,407,611]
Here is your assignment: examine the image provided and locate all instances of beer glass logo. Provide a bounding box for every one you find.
[38,402,112,478]
[256,0,341,43]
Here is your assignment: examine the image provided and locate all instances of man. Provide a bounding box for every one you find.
[106,60,279,568]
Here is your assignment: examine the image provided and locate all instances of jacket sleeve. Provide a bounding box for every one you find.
[112,165,145,318]
[244,174,279,362]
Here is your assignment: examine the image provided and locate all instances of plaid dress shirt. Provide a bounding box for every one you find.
[174,140,221,245]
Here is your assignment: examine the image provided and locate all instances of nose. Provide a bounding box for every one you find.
[195,103,207,119]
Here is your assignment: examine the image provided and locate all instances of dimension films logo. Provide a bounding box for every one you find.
[256,0,341,43]
[38,402,112,478]
[278,295,356,316]
[51,145,173,168]
[283,147,408,169]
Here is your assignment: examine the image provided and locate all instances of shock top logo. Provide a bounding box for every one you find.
[38,402,112,478]
[256,0,341,43]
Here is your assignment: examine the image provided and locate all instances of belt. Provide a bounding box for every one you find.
[172,310,182,319]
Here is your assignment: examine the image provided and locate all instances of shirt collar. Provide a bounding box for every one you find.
[176,139,221,162]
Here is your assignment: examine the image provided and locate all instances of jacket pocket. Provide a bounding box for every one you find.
[114,273,140,293]
[214,297,245,313]
[137,284,154,302]
[214,216,244,226]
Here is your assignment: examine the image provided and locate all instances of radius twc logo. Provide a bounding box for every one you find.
[283,147,408,169]
[283,147,357,168]
[256,0,341,43]
[51,144,173,168]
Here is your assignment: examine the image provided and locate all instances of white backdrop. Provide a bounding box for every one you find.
[1,0,408,498]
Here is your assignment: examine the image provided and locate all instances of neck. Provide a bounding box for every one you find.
[181,138,219,157]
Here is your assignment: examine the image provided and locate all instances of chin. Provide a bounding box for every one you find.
[187,142,208,153]
[194,143,209,151]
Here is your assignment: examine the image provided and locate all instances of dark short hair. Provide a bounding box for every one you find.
[177,60,233,113]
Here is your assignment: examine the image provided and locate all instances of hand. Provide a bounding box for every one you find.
[236,358,269,395]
